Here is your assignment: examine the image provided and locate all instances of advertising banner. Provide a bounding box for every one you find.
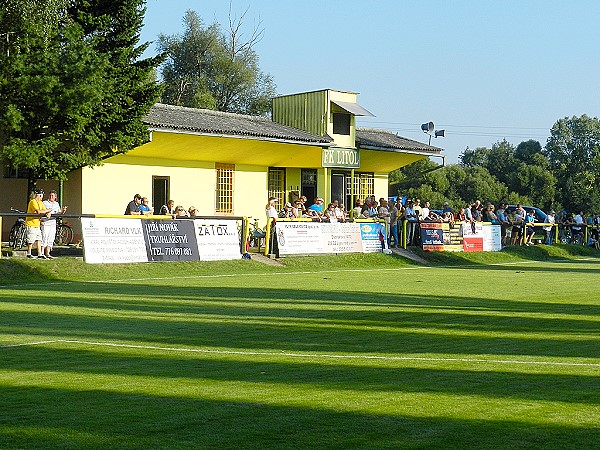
[321,222,363,253]
[81,217,241,264]
[461,222,484,252]
[277,222,323,254]
[194,219,242,260]
[277,222,382,255]
[81,218,147,264]
[358,222,385,253]
[420,222,444,251]
[483,224,502,251]
[142,220,199,262]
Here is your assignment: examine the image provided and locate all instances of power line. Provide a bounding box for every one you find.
[358,119,549,131]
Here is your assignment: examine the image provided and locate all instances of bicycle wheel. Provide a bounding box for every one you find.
[55,224,74,246]
[8,224,18,249]
[15,226,26,250]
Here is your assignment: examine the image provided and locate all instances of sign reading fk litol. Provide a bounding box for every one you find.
[322,148,360,168]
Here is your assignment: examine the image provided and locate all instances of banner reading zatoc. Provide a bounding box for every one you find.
[194,220,242,260]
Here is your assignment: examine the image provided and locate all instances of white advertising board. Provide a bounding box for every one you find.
[277,222,381,255]
[81,218,147,264]
[483,224,502,251]
[194,219,242,261]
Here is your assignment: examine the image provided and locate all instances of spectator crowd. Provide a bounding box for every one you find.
[122,193,600,250]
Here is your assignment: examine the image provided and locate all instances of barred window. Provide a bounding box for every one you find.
[215,163,234,214]
[351,172,374,200]
[268,167,286,206]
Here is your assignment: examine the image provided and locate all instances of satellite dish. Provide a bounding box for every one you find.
[421,122,434,132]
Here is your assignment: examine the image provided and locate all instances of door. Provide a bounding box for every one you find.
[331,172,346,205]
[152,176,169,212]
[301,169,317,203]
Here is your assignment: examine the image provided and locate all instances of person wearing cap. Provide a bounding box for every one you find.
[543,210,556,245]
[279,202,295,218]
[174,205,189,218]
[308,197,324,216]
[188,206,198,218]
[291,200,302,218]
[124,194,143,215]
[524,209,536,246]
[496,202,510,247]
[25,188,52,259]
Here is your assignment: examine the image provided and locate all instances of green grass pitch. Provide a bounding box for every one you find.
[1,251,599,449]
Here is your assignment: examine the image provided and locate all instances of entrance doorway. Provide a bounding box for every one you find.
[152,176,169,212]
[330,171,350,208]
[301,169,317,203]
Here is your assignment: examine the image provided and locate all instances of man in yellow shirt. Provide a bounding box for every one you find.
[25,188,52,259]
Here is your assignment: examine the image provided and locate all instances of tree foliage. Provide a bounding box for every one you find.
[393,137,560,211]
[544,115,600,212]
[157,9,276,116]
[0,0,164,184]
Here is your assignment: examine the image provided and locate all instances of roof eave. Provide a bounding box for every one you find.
[147,126,334,147]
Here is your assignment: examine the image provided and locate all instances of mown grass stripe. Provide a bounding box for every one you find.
[3,339,600,368]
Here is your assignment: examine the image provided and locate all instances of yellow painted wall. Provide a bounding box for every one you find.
[374,172,390,202]
[79,161,276,228]
[81,162,215,215]
[0,178,66,240]
[286,168,301,193]
[234,164,269,226]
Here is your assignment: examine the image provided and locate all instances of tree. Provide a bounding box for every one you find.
[157,9,276,115]
[0,0,164,188]
[544,115,600,212]
[459,146,489,167]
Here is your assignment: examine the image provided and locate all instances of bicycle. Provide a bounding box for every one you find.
[9,208,27,250]
[558,226,583,245]
[249,218,266,251]
[54,216,74,246]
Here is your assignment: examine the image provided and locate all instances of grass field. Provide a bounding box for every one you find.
[1,248,599,449]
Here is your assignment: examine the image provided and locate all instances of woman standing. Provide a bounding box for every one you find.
[265,197,279,257]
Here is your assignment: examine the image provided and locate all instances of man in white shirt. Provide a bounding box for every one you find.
[572,210,585,243]
[41,190,67,259]
[543,210,556,244]
[420,201,430,222]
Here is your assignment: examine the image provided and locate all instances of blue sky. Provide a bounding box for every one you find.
[140,0,600,163]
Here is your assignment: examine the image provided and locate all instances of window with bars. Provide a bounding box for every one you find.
[215,163,234,214]
[268,167,286,206]
[349,172,374,199]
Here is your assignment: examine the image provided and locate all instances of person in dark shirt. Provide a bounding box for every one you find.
[124,194,142,215]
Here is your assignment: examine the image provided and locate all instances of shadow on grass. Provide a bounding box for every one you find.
[2,345,599,405]
[0,258,57,284]
[0,384,598,449]
[416,243,600,268]
[2,285,600,358]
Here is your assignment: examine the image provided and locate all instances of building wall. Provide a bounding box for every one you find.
[78,161,275,228]
[327,90,359,149]
[374,172,389,201]
[0,177,63,240]
[272,90,328,136]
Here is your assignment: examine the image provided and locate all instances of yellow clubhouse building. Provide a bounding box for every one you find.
[1,89,442,237]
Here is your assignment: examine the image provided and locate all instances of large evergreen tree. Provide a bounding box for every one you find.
[0,0,164,186]
[157,9,276,116]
